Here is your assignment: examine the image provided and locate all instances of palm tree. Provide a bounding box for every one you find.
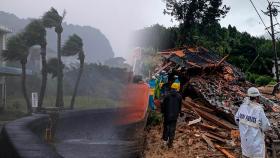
[62,34,84,109]
[46,58,64,78]
[24,19,47,110]
[42,8,66,107]
[2,33,32,114]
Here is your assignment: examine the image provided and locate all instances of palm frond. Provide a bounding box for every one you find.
[62,34,83,56]
[46,58,65,78]
[24,19,46,47]
[2,33,29,62]
[42,7,63,28]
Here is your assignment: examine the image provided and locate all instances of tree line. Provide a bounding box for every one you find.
[3,8,85,114]
[134,0,276,81]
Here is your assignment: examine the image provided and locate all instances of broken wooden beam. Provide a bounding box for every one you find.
[186,61,201,68]
[202,134,216,151]
[183,99,214,113]
[183,101,237,130]
[183,99,237,130]
[188,117,202,126]
[215,144,236,158]
[205,132,227,143]
[216,54,230,67]
[154,62,172,74]
[192,106,237,130]
[200,123,218,131]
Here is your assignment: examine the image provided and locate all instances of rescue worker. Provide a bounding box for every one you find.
[235,87,270,158]
[155,74,161,99]
[148,76,156,110]
[160,71,168,96]
[172,75,180,92]
[161,83,182,148]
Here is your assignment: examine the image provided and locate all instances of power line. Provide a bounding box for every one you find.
[249,0,269,29]
[266,0,280,33]
[274,16,280,27]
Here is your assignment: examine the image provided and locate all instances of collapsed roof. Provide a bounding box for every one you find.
[155,46,280,143]
[156,47,244,79]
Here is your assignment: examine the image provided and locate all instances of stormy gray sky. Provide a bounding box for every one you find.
[0,0,273,58]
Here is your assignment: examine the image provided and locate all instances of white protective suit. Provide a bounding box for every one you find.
[235,97,270,158]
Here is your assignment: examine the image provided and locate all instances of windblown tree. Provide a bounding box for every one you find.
[42,8,66,107]
[46,58,64,79]
[24,19,47,110]
[62,34,85,109]
[2,33,32,114]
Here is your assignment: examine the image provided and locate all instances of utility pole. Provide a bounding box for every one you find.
[269,3,279,82]
[264,1,280,82]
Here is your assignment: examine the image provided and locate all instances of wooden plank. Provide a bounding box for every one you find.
[186,61,201,68]
[200,123,218,131]
[205,133,227,143]
[202,134,216,151]
[183,100,214,113]
[208,131,228,139]
[154,62,172,74]
[188,117,202,126]
[191,105,237,130]
[216,55,229,67]
[215,144,236,158]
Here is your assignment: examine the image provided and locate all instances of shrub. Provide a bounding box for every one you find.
[246,72,259,84]
[12,101,21,110]
[268,80,277,85]
[255,75,273,86]
[246,73,274,86]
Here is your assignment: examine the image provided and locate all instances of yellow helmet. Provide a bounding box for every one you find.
[171,82,180,91]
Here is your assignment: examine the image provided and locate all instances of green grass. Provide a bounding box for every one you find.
[0,96,119,121]
[42,96,119,109]
[0,110,28,121]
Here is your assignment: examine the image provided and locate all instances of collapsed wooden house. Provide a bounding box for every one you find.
[154,46,280,157]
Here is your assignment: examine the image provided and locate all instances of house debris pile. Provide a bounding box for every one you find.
[144,47,280,158]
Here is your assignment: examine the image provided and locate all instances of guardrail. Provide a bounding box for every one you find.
[0,108,147,158]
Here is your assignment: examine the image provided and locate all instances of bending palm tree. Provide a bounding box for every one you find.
[2,34,32,114]
[62,34,84,109]
[24,19,47,110]
[42,8,66,107]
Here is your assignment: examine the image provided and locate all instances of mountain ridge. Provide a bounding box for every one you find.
[0,11,114,63]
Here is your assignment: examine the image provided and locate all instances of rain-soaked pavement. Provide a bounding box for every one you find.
[54,109,144,158]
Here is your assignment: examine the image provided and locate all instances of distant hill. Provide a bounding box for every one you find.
[0,11,114,63]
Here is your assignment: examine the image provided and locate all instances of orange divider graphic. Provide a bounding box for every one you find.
[117,83,149,125]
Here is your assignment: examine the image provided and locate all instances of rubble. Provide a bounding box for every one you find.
[144,46,280,157]
[144,106,242,158]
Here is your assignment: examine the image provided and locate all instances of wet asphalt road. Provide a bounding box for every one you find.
[54,110,144,158]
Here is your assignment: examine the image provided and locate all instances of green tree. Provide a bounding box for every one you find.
[62,34,85,109]
[164,0,230,26]
[2,34,32,114]
[164,0,230,45]
[42,8,66,107]
[24,19,47,110]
